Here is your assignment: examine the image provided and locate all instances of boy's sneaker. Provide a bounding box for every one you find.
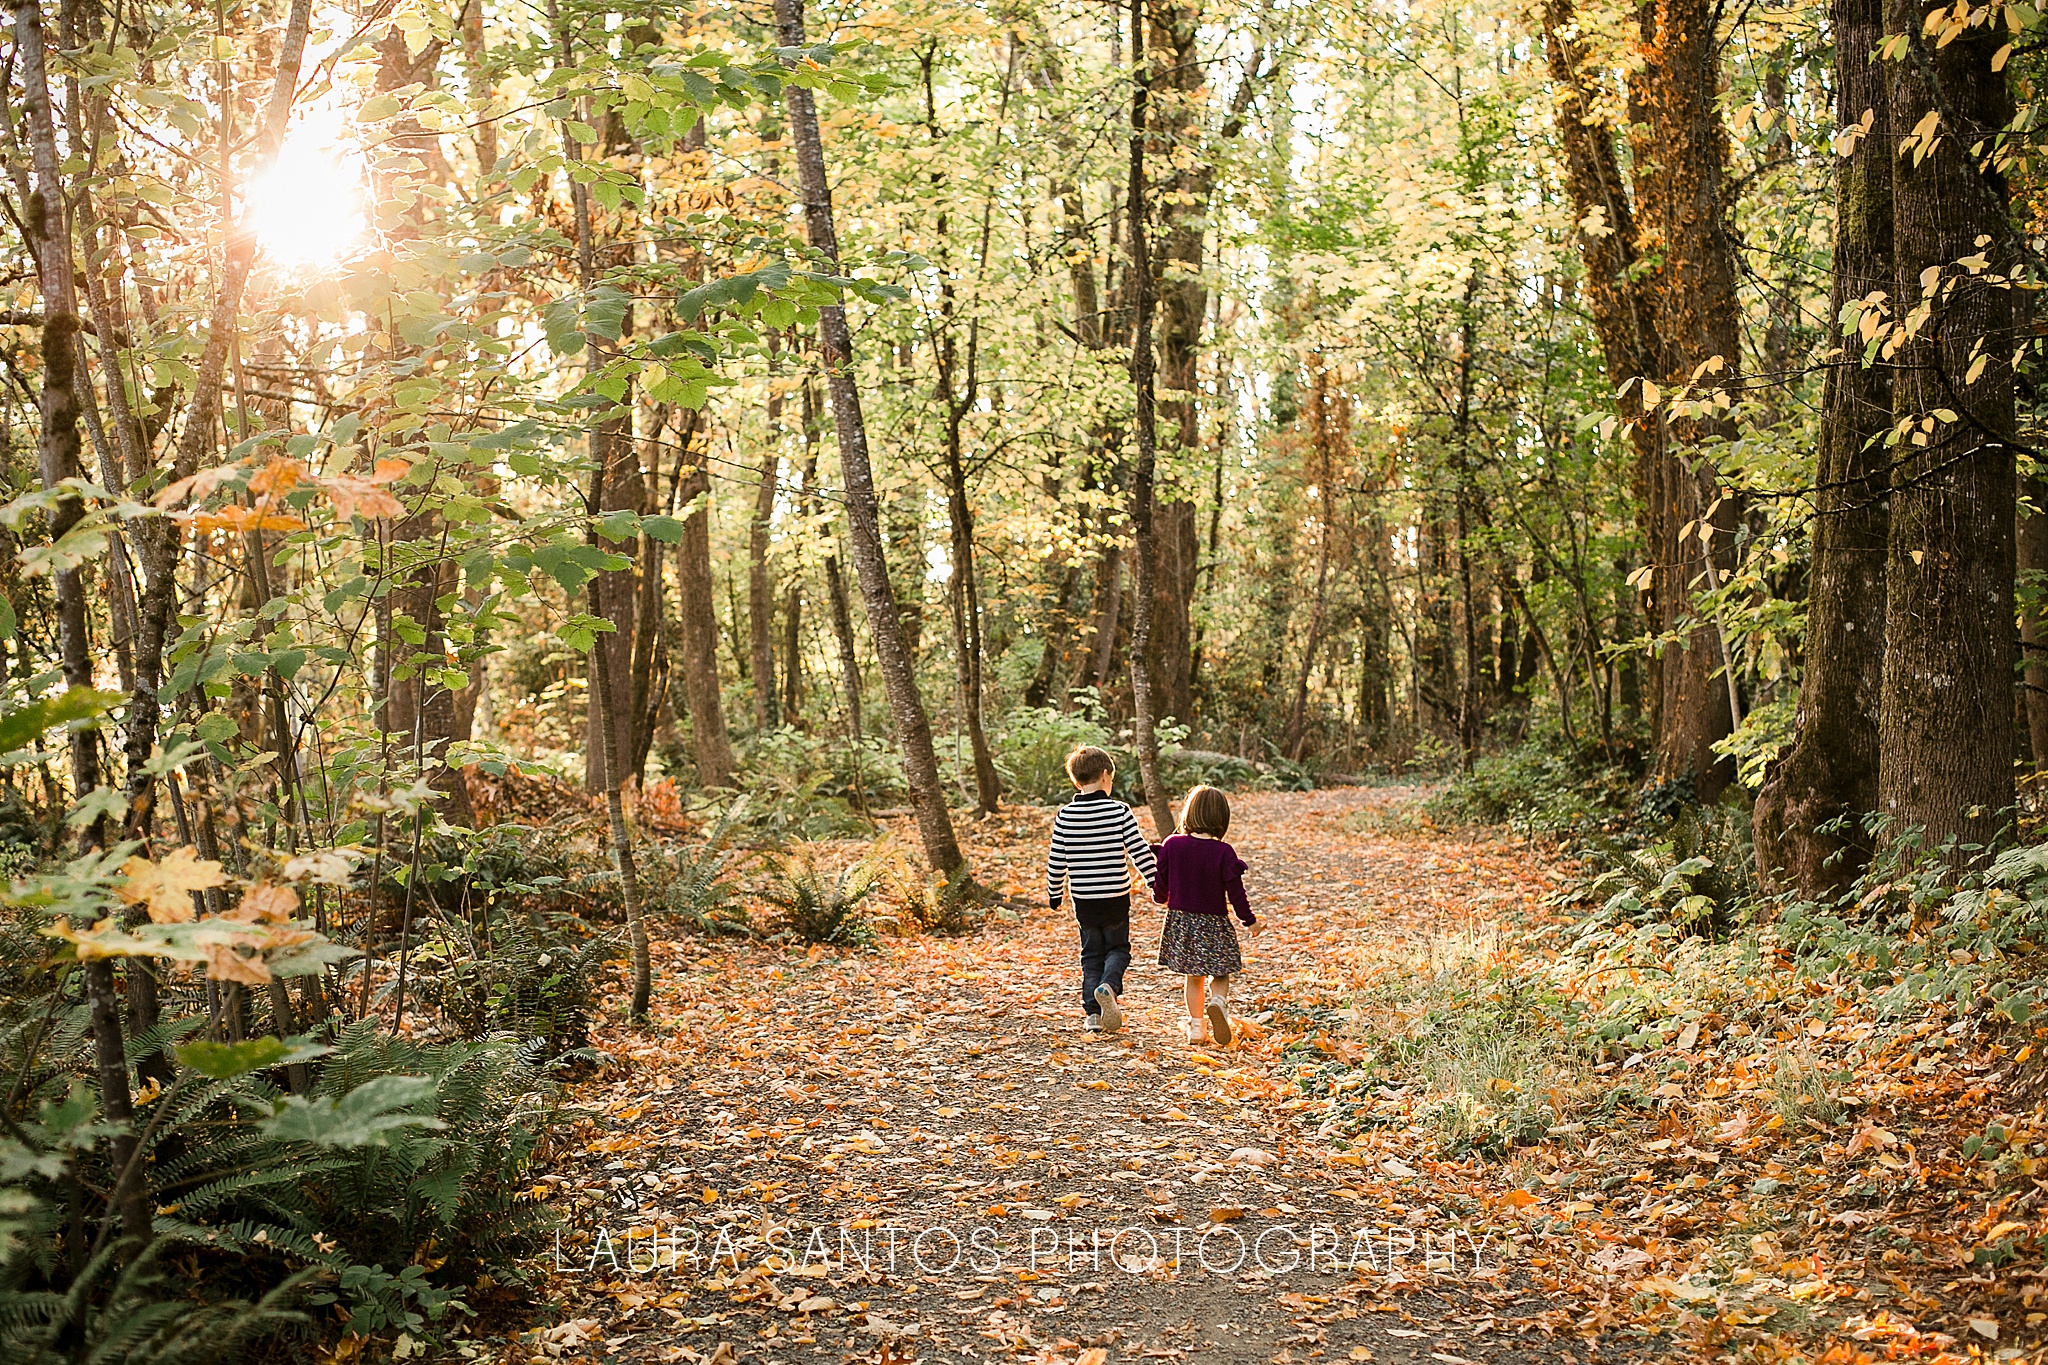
[1084,1015,1103,1032]
[1094,985,1123,1034]
[1206,1001,1233,1048]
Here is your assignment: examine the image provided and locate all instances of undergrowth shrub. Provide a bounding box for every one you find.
[643,799,750,937]
[994,707,1114,804]
[740,728,904,835]
[1578,800,1756,937]
[0,1004,555,1362]
[1428,733,1635,837]
[761,854,878,947]
[434,911,613,1059]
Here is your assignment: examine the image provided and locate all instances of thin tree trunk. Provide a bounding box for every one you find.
[1754,0,1892,894]
[1285,362,1338,759]
[674,419,736,787]
[775,0,965,876]
[1087,544,1124,692]
[1876,0,2016,852]
[943,419,1001,814]
[2021,472,2048,772]
[1025,563,1084,709]
[750,380,781,731]
[562,41,652,1022]
[14,0,148,1243]
[1123,0,1175,839]
[14,0,97,810]
[806,376,864,743]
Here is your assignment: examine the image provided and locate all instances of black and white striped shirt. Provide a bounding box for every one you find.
[1045,790,1158,906]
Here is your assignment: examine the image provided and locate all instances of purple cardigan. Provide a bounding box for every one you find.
[1152,834,1254,925]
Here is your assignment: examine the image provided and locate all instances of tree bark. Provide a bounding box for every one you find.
[1630,0,1741,797]
[1754,0,1892,895]
[561,43,652,1021]
[806,376,864,743]
[943,423,1002,813]
[775,0,965,875]
[13,0,98,812]
[2020,471,2048,772]
[750,386,781,732]
[674,418,737,787]
[1543,0,1740,794]
[1124,0,1176,838]
[1876,0,2016,852]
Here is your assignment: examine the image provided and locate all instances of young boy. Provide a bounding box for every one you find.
[1044,746,1158,1034]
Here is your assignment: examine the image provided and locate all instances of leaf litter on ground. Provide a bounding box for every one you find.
[477,787,2045,1365]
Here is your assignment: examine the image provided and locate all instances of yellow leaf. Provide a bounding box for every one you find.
[230,883,299,924]
[322,475,406,522]
[118,848,226,924]
[202,940,272,984]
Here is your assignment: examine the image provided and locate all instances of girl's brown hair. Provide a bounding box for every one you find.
[1179,785,1231,837]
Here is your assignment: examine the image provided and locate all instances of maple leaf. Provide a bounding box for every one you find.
[247,457,306,494]
[154,462,243,508]
[188,505,306,534]
[284,848,360,885]
[118,848,227,924]
[202,939,272,984]
[230,882,299,924]
[321,475,406,522]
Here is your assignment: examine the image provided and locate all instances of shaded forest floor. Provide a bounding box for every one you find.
[483,788,2045,1365]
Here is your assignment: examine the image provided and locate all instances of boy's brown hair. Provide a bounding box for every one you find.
[1065,745,1115,786]
[1179,785,1231,837]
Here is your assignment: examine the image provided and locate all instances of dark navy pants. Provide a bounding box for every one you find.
[1075,896,1132,1014]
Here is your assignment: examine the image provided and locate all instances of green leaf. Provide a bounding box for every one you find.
[263,1075,445,1148]
[585,285,630,343]
[64,786,129,830]
[640,515,684,543]
[559,611,618,654]
[542,297,586,357]
[177,1035,331,1079]
[0,595,17,642]
[0,686,123,757]
[597,509,640,542]
[358,93,402,123]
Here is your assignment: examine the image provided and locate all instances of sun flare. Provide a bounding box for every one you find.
[248,135,367,270]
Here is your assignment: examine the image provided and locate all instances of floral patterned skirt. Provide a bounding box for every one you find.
[1156,909,1243,978]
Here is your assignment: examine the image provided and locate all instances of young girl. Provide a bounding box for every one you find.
[1152,786,1257,1045]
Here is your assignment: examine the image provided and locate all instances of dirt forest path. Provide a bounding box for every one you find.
[518,787,1621,1365]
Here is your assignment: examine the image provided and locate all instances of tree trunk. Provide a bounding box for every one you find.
[943,420,1001,814]
[807,376,864,743]
[1876,0,2016,852]
[16,0,100,817]
[1086,543,1124,694]
[1123,0,1175,839]
[561,44,652,1022]
[1754,0,1892,895]
[750,395,780,732]
[2020,472,2048,772]
[674,419,736,787]
[1631,0,1741,797]
[1145,1,1262,725]
[1025,562,1084,709]
[1543,0,1744,791]
[775,0,965,876]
